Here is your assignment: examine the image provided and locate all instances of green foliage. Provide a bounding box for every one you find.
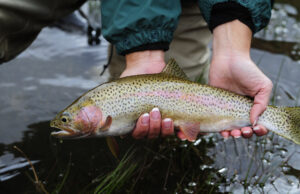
[93,149,137,194]
[52,157,72,194]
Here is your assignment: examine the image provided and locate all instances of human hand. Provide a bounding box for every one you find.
[122,50,186,139]
[209,55,271,138]
[121,51,184,139]
[130,108,189,140]
[210,20,272,138]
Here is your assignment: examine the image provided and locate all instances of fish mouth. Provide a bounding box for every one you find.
[50,123,80,138]
[50,127,78,138]
[51,130,73,137]
[51,128,94,139]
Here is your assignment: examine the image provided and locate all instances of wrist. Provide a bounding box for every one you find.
[125,50,166,74]
[212,20,252,59]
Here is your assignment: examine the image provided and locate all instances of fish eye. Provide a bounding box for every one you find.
[60,112,71,123]
[61,117,67,123]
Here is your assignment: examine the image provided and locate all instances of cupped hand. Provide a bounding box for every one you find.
[131,108,174,139]
[121,50,188,140]
[209,55,272,138]
[209,20,272,138]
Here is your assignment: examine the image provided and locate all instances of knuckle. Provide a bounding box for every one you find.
[163,129,173,136]
[152,126,161,132]
[133,133,144,139]
[150,121,161,128]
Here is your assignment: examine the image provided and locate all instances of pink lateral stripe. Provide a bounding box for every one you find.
[125,90,234,110]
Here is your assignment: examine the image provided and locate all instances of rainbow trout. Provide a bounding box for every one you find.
[50,59,300,144]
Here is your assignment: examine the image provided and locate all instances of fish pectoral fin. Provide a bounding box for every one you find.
[178,123,200,142]
[99,116,112,132]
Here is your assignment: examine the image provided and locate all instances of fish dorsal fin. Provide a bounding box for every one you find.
[162,59,189,80]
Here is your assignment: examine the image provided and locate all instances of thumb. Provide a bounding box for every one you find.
[250,83,272,125]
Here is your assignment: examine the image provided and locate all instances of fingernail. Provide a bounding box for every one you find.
[141,113,149,124]
[253,119,258,127]
[163,118,172,129]
[151,107,160,120]
[234,136,241,139]
[243,130,251,134]
[253,126,260,131]
[181,138,187,141]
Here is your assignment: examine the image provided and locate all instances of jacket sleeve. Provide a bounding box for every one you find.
[198,0,273,33]
[0,0,85,64]
[101,0,181,55]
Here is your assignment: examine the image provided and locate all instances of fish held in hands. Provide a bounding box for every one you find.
[50,59,300,144]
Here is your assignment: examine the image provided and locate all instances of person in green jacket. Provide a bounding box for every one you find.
[101,0,273,140]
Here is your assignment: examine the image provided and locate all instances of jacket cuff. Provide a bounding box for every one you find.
[121,42,169,55]
[198,0,272,33]
[115,30,172,55]
[210,2,255,33]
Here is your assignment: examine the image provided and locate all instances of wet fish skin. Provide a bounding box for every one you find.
[50,60,300,144]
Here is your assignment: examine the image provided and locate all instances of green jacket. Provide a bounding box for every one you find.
[101,0,273,55]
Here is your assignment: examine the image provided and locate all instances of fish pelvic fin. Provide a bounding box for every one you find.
[162,59,189,80]
[178,123,200,142]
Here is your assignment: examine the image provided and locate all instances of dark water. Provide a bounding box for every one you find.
[1,1,300,193]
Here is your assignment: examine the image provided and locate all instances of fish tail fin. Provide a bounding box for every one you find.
[284,107,300,144]
[265,106,300,145]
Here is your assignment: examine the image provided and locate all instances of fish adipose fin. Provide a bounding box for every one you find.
[178,123,200,142]
[162,59,189,80]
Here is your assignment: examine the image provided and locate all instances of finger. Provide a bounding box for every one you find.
[241,127,253,138]
[250,82,272,124]
[220,131,230,138]
[230,129,242,138]
[161,118,174,137]
[253,124,268,136]
[177,131,187,140]
[148,108,161,139]
[132,113,150,139]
